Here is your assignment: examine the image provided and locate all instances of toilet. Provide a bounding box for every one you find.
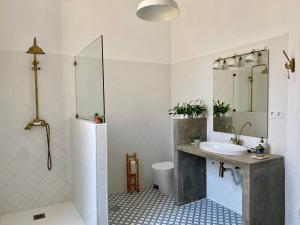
[152,161,174,195]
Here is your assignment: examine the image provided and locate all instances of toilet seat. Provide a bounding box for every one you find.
[152,161,173,170]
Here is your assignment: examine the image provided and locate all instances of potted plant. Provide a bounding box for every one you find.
[168,99,208,119]
[213,100,231,117]
[168,103,187,119]
[193,136,202,146]
[192,99,208,118]
[183,101,194,118]
[94,112,104,124]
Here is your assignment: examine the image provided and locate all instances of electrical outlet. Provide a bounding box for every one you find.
[276,112,285,119]
[269,111,285,119]
[269,111,277,119]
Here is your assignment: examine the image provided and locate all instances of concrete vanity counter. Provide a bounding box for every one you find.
[177,144,284,167]
[175,144,285,225]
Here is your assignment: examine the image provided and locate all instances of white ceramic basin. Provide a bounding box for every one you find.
[199,141,248,156]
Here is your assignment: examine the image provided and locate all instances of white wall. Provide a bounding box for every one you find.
[172,1,300,221]
[0,0,173,206]
[105,59,172,193]
[2,0,299,223]
[172,0,288,63]
[71,119,98,225]
[0,51,75,214]
[0,0,171,64]
[171,35,288,214]
[96,123,108,225]
[71,119,108,225]
[285,0,300,224]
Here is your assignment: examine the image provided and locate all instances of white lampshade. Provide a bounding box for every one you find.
[137,0,180,22]
[213,60,221,70]
[245,52,256,64]
[222,60,229,70]
[257,52,265,65]
[237,56,244,67]
[228,57,237,69]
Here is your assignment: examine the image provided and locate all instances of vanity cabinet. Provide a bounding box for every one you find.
[175,145,285,225]
[172,118,285,225]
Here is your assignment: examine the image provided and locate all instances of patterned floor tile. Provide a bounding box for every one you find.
[108,186,242,225]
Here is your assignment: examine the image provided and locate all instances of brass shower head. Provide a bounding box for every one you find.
[26,37,45,55]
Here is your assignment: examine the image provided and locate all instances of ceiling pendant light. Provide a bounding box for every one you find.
[137,0,180,22]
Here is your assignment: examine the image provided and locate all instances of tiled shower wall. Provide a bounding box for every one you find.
[0,51,75,214]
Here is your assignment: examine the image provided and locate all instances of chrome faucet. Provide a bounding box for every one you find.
[226,122,252,145]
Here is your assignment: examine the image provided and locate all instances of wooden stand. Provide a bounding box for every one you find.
[126,153,140,193]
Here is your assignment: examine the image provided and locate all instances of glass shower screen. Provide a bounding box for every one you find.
[75,36,105,121]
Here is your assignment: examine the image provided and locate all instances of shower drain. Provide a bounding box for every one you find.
[109,205,121,212]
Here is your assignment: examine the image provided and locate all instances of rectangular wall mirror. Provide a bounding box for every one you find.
[213,49,269,138]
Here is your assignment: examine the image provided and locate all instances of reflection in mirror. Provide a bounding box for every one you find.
[213,49,269,138]
[75,36,105,121]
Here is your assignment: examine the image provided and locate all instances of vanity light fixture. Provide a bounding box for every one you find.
[257,52,265,65]
[237,56,244,67]
[222,60,229,70]
[245,50,256,64]
[213,49,267,71]
[136,0,180,22]
[228,55,238,69]
[213,58,222,70]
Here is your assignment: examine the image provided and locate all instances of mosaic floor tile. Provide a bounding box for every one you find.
[109,186,242,225]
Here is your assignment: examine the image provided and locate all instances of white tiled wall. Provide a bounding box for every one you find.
[71,119,108,225]
[0,51,76,214]
[96,122,108,225]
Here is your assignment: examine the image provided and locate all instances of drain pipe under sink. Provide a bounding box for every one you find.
[219,162,243,185]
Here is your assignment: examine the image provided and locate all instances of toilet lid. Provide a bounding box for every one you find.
[152,161,174,170]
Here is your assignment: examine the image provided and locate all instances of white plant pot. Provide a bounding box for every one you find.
[174,114,186,119]
[193,114,207,118]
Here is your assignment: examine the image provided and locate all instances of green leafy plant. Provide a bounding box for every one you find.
[168,103,187,115]
[192,99,208,116]
[183,101,194,116]
[213,100,231,115]
[168,99,208,117]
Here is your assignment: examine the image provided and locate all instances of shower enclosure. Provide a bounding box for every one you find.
[71,35,108,225]
[0,35,107,225]
[75,36,105,121]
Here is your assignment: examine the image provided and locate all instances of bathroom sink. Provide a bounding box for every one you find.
[199,141,248,156]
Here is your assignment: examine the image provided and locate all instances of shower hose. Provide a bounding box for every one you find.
[45,123,52,171]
